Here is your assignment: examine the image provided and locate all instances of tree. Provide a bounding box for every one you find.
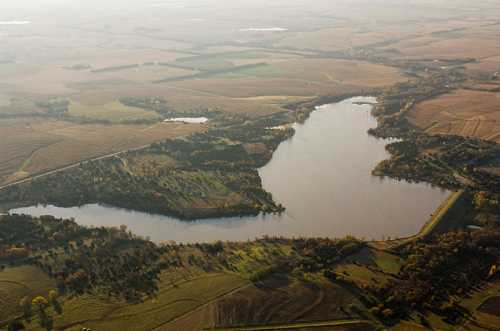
[7,320,25,331]
[48,289,62,314]
[382,308,394,319]
[32,296,48,311]
[48,290,58,303]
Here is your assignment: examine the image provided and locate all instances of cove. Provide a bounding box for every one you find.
[11,97,450,243]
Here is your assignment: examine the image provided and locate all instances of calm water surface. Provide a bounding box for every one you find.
[12,97,449,243]
[163,117,208,124]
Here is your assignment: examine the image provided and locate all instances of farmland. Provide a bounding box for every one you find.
[0,45,403,185]
[0,120,203,184]
[66,100,161,123]
[3,0,500,187]
[2,0,500,330]
[3,207,500,331]
[409,89,500,143]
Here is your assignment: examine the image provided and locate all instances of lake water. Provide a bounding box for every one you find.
[163,117,208,124]
[11,97,450,243]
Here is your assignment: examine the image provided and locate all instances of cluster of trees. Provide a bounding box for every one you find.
[32,97,164,125]
[474,191,500,213]
[155,116,293,170]
[15,291,61,330]
[120,96,219,119]
[1,108,297,219]
[0,155,283,219]
[373,133,500,193]
[291,237,365,272]
[1,215,376,329]
[369,70,465,139]
[374,229,500,323]
[34,99,69,117]
[0,215,169,301]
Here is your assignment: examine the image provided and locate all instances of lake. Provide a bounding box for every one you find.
[11,97,450,243]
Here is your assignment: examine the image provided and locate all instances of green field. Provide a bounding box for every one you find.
[0,266,56,325]
[0,269,248,331]
[67,100,162,123]
[213,64,285,79]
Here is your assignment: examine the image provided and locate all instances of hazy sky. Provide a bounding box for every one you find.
[0,0,165,12]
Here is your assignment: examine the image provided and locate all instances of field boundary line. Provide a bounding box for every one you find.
[205,319,372,331]
[0,144,154,192]
[152,278,253,331]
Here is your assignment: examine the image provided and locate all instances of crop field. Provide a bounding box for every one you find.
[2,271,248,331]
[213,276,363,327]
[451,278,500,331]
[371,22,500,61]
[0,263,378,331]
[0,266,56,324]
[0,120,204,184]
[208,321,375,331]
[170,51,301,71]
[0,122,61,183]
[408,89,500,143]
[0,93,43,116]
[478,296,500,316]
[267,59,405,87]
[0,0,428,185]
[466,55,500,76]
[171,77,366,99]
[210,58,405,86]
[397,37,500,60]
[274,26,411,53]
[95,64,197,83]
[67,100,161,123]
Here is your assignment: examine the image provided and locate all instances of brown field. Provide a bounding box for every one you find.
[466,55,500,76]
[267,59,406,87]
[69,84,295,117]
[389,321,429,331]
[0,120,61,182]
[275,26,410,52]
[0,93,44,116]
[0,50,406,183]
[0,120,204,184]
[451,278,500,331]
[398,37,500,60]
[213,275,364,327]
[174,58,405,97]
[172,77,362,98]
[478,296,500,317]
[2,0,500,193]
[375,21,500,61]
[95,65,198,83]
[0,266,56,323]
[408,89,500,143]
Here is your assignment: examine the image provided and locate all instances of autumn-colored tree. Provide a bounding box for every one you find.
[474,191,488,209]
[48,290,58,303]
[32,296,48,311]
[382,308,394,318]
